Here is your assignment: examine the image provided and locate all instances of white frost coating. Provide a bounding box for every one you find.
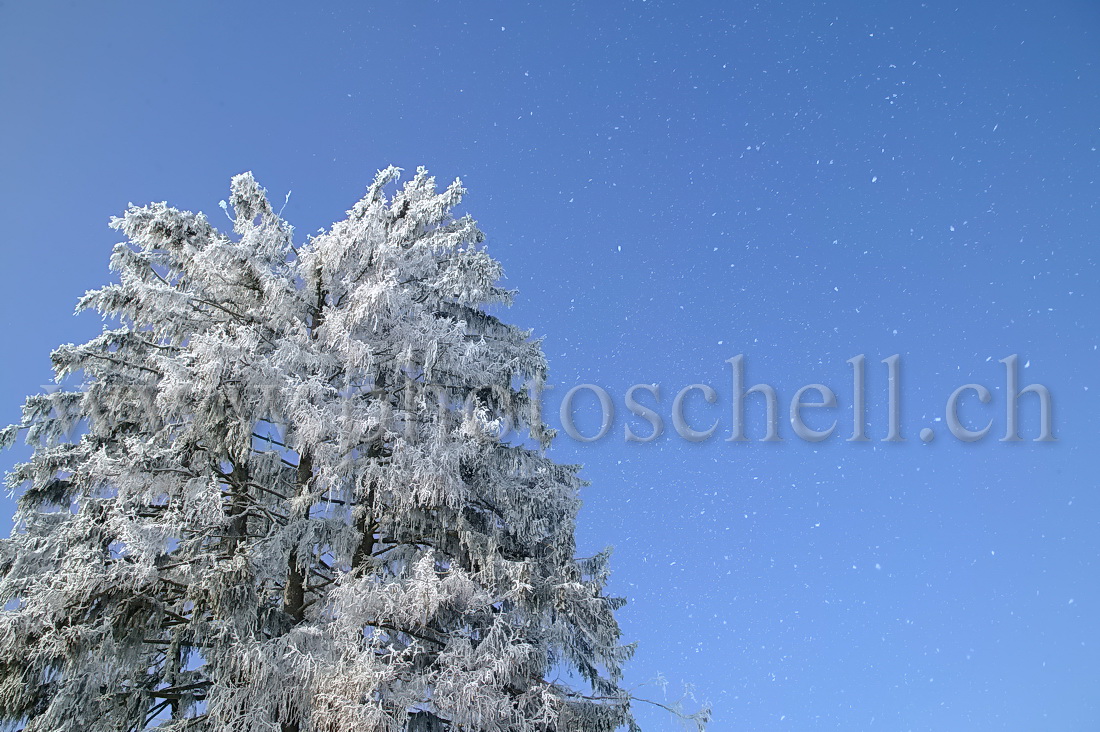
[0,169,649,731]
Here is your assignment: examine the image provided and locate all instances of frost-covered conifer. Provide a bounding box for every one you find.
[0,169,649,731]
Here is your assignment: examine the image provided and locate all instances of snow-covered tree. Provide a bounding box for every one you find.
[0,169,651,731]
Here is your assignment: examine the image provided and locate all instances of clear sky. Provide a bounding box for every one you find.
[2,1,1098,729]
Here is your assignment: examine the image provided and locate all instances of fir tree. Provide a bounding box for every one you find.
[0,169,667,731]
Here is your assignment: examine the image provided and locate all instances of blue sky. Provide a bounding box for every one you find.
[1,1,1098,729]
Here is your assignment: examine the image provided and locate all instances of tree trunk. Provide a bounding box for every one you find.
[283,449,312,622]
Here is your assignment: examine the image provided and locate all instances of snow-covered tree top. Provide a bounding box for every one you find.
[0,169,697,731]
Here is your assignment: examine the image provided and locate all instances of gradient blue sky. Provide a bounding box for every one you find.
[2,1,1098,729]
